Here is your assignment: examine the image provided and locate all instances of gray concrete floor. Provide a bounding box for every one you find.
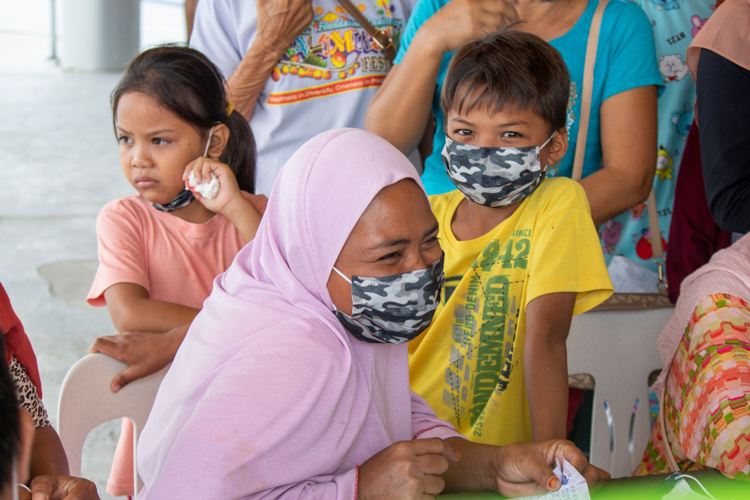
[1,1,186,497]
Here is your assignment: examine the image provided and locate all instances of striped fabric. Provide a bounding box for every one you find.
[635,293,750,480]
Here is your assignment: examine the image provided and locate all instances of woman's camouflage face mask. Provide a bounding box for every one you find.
[441,133,555,207]
[332,255,445,344]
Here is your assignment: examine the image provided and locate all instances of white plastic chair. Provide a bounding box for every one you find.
[57,353,169,495]
[567,307,674,478]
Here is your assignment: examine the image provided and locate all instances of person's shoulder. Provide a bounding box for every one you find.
[410,0,450,19]
[602,0,652,33]
[428,190,460,216]
[529,177,591,215]
[604,0,648,18]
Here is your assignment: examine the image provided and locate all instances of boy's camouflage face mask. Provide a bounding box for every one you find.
[441,133,555,207]
[332,255,445,344]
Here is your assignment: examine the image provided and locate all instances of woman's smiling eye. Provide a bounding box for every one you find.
[152,137,170,146]
[377,251,400,262]
[117,135,132,145]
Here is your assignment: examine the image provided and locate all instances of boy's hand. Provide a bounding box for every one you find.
[183,157,242,216]
[489,440,609,497]
[423,0,518,54]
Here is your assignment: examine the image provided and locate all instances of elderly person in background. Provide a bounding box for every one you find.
[1,284,99,500]
[136,129,609,498]
[191,0,419,195]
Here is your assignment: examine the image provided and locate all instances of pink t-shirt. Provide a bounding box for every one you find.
[87,193,267,308]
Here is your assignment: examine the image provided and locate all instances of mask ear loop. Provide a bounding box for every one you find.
[332,267,352,285]
[203,125,216,158]
[540,131,556,150]
[538,131,557,171]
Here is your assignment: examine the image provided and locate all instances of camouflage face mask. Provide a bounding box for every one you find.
[441,133,555,207]
[332,255,445,344]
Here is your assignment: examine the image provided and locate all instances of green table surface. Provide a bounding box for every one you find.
[437,470,750,499]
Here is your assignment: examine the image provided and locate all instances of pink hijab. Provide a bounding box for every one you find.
[137,129,461,499]
[653,233,750,399]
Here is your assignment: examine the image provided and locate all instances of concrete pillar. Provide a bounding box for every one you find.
[61,0,140,71]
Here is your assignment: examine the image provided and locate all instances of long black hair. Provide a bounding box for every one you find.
[112,45,256,193]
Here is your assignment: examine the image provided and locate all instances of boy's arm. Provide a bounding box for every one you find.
[524,292,576,441]
[103,283,199,333]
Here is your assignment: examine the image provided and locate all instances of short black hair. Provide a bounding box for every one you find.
[0,337,19,486]
[112,44,257,193]
[441,29,570,131]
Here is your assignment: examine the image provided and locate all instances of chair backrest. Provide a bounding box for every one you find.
[567,307,674,478]
[57,354,168,495]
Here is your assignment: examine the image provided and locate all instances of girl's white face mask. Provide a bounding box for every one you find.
[441,132,555,207]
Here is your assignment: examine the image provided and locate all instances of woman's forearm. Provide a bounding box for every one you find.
[225,40,286,121]
[29,427,69,480]
[525,335,569,441]
[587,85,657,227]
[579,167,652,227]
[365,29,446,155]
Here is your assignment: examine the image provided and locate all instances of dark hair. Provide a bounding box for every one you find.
[0,336,19,486]
[441,29,570,131]
[112,45,256,193]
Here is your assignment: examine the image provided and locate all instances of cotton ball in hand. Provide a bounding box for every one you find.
[187,171,220,199]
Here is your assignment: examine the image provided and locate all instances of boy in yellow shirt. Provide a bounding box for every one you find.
[409,30,613,446]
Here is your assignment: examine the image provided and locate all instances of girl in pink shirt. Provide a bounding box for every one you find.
[86,46,267,498]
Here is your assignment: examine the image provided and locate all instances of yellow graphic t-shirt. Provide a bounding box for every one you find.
[409,177,613,446]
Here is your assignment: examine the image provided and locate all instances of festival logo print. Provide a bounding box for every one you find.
[268,2,404,105]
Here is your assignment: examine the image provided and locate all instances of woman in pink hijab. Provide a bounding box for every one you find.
[137,128,607,498]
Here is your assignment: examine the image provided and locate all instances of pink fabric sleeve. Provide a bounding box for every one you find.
[87,201,150,307]
[410,390,464,441]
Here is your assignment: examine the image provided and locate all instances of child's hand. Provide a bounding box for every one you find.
[182,157,241,216]
[89,324,188,393]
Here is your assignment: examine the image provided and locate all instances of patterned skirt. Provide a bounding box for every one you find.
[634,293,750,480]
